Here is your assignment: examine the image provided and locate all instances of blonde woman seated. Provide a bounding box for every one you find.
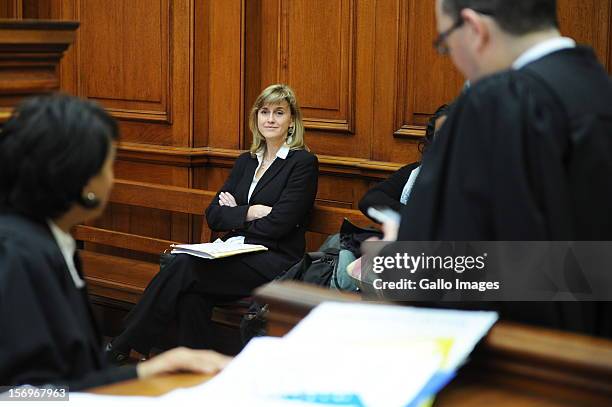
[109,84,318,359]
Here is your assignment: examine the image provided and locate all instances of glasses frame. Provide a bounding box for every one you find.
[433,18,465,55]
[433,9,495,55]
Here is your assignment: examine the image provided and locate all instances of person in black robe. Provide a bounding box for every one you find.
[359,104,449,222]
[0,95,230,391]
[380,0,612,336]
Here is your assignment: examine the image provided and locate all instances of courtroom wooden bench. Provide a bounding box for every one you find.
[75,179,373,338]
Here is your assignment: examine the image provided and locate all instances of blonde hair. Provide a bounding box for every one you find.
[249,84,307,155]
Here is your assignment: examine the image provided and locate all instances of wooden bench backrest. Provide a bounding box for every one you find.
[76,179,374,304]
[74,180,216,253]
[75,179,374,255]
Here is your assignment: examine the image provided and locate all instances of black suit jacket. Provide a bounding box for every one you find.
[0,212,137,390]
[205,149,318,279]
[358,161,420,222]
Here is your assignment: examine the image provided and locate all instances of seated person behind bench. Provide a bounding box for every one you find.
[108,84,319,359]
[0,95,230,390]
[359,104,449,222]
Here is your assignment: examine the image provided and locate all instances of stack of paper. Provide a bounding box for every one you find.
[165,336,442,407]
[161,302,498,406]
[284,302,498,406]
[70,303,497,406]
[171,237,267,259]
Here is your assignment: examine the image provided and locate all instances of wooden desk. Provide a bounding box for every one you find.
[90,372,587,406]
[91,373,213,397]
[91,282,612,406]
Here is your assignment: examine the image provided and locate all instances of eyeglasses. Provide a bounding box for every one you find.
[433,9,495,55]
[433,19,464,55]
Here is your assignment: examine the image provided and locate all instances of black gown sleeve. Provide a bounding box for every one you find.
[399,72,569,241]
[0,241,137,391]
[359,162,420,222]
[54,365,137,391]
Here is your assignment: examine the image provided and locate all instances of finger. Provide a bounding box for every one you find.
[174,350,232,374]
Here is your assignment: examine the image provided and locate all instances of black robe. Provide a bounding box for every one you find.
[396,46,612,336]
[0,212,136,390]
[358,161,420,222]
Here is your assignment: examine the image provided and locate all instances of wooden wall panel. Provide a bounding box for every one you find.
[22,0,52,19]
[0,0,22,18]
[371,0,419,164]
[255,0,372,159]
[81,0,165,112]
[207,0,244,149]
[558,0,611,68]
[194,0,244,149]
[397,0,463,133]
[282,0,355,133]
[58,0,193,148]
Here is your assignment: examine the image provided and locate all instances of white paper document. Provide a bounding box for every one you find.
[162,336,442,407]
[170,237,267,259]
[285,302,498,370]
[66,303,497,406]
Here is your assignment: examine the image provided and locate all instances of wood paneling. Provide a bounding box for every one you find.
[22,0,53,19]
[58,0,193,147]
[81,0,167,119]
[282,0,355,133]
[0,20,77,122]
[46,0,611,176]
[193,0,246,150]
[255,0,371,159]
[395,0,463,135]
[0,0,22,18]
[558,0,612,69]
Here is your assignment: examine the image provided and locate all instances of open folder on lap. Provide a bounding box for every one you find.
[170,236,267,260]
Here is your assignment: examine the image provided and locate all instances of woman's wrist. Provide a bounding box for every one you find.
[246,206,256,222]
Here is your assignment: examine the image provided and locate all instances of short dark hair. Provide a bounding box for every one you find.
[441,0,558,35]
[0,94,119,220]
[419,104,450,154]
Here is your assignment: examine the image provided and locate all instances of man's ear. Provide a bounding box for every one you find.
[461,8,490,53]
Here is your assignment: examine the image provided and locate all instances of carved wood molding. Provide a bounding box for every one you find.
[393,124,426,139]
[117,142,404,178]
[0,19,78,122]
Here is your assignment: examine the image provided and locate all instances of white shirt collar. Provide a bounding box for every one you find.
[47,220,86,289]
[512,37,576,70]
[256,143,290,162]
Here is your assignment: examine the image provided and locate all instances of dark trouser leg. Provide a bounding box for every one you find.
[175,256,269,349]
[176,293,215,349]
[112,254,201,354]
[113,253,270,353]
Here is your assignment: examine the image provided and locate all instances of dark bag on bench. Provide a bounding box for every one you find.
[240,219,381,345]
[240,249,341,345]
